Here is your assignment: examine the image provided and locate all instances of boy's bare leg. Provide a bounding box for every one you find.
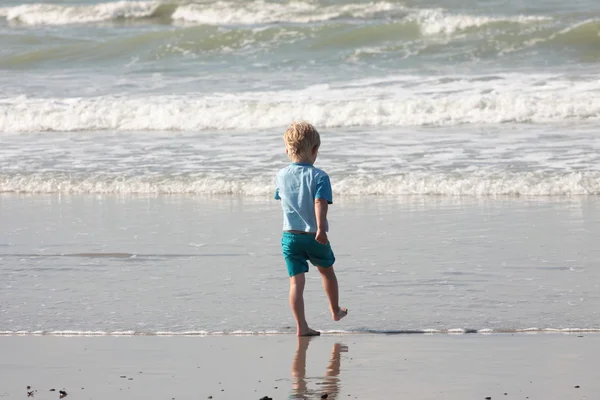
[317,266,348,321]
[290,273,320,336]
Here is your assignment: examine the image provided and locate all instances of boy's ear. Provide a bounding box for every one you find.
[312,145,319,154]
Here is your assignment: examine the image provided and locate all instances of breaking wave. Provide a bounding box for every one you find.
[171,0,399,25]
[0,1,172,25]
[410,9,549,35]
[0,0,550,36]
[1,80,599,132]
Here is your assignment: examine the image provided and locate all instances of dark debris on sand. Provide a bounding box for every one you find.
[59,390,68,399]
[26,386,38,398]
[259,397,273,400]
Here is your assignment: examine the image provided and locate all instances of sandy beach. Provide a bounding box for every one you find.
[1,333,599,400]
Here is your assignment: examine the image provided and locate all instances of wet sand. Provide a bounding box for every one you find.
[1,333,598,400]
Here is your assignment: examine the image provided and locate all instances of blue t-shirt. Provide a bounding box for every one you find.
[274,163,333,232]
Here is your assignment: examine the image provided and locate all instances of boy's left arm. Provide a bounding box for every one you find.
[314,174,333,244]
[315,198,329,244]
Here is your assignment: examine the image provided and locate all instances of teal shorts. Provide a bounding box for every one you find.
[281,231,336,277]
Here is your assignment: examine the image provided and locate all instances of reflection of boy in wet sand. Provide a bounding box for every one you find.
[275,122,348,337]
[290,337,348,400]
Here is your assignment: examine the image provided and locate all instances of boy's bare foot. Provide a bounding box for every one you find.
[332,307,348,322]
[298,328,321,337]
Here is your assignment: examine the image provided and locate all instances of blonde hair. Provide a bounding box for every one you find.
[284,121,321,161]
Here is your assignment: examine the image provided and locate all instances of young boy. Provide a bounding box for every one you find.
[274,121,348,337]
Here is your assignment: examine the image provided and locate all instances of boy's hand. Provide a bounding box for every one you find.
[315,229,328,245]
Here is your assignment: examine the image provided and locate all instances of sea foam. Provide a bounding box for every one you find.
[0,1,161,25]
[1,80,599,132]
[413,9,550,35]
[1,171,599,196]
[0,0,549,34]
[171,1,398,25]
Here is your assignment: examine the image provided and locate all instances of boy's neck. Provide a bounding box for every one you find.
[291,159,314,165]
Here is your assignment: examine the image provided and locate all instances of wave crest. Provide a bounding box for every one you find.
[1,82,599,132]
[413,9,550,35]
[0,0,549,33]
[171,1,398,25]
[0,1,165,25]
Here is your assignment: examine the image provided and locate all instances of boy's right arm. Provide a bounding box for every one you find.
[315,198,328,244]
[274,175,281,200]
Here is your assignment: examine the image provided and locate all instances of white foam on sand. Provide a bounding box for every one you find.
[2,328,600,336]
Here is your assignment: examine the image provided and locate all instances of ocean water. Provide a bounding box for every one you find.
[1,0,600,195]
[1,0,600,334]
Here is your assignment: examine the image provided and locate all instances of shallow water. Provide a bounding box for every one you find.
[2,126,600,196]
[2,194,599,334]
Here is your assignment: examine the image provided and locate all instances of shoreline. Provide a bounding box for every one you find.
[2,329,600,337]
